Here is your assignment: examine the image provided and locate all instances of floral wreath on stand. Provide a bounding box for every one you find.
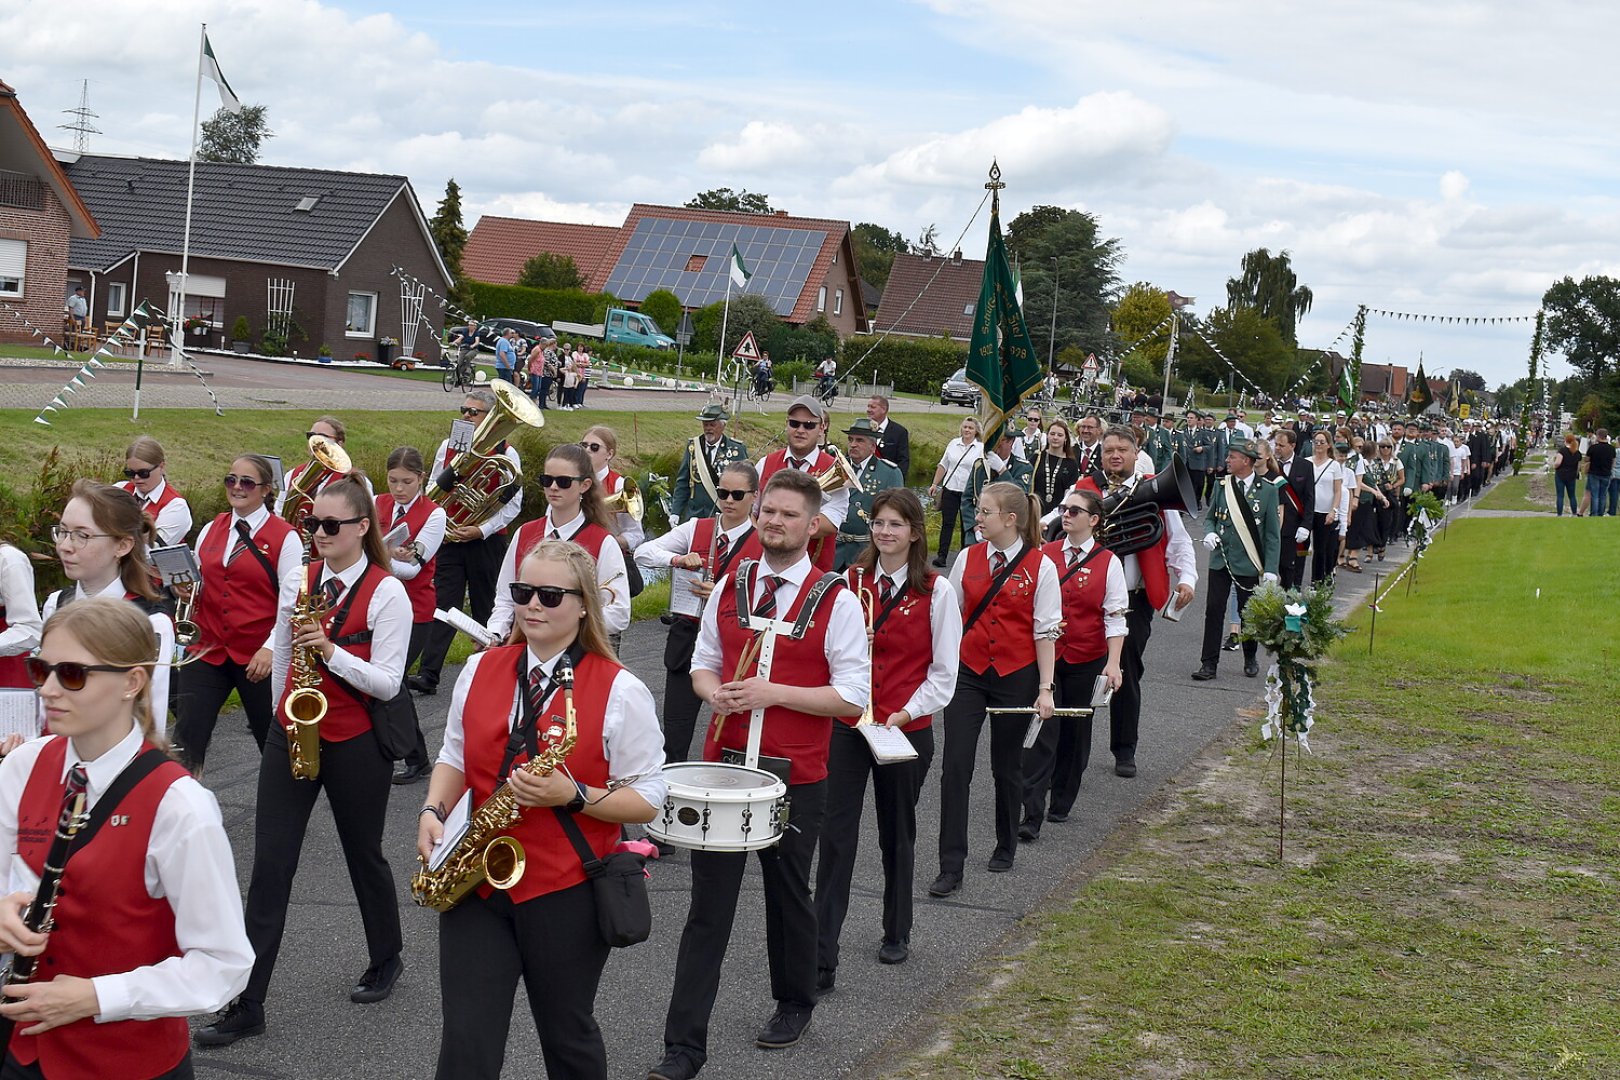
[1406,490,1445,557]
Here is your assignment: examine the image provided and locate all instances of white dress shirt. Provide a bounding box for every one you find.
[869,565,961,721]
[0,725,252,1021]
[1062,536,1130,640]
[486,511,631,639]
[597,467,645,550]
[755,450,850,530]
[438,647,667,811]
[634,518,753,569]
[136,480,193,548]
[273,469,373,518]
[42,581,174,738]
[192,504,305,654]
[948,537,1063,639]
[432,437,524,539]
[382,496,448,582]
[692,553,870,713]
[270,558,411,708]
[935,439,984,493]
[0,543,41,658]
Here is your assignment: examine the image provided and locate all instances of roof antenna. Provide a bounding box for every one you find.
[59,79,100,153]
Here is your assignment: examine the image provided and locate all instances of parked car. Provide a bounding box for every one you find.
[940,367,981,408]
[456,317,557,355]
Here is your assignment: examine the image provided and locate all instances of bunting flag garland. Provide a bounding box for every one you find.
[1187,323,1266,397]
[390,265,476,329]
[1365,308,1535,325]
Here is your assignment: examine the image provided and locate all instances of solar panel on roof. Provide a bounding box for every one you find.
[602,216,828,313]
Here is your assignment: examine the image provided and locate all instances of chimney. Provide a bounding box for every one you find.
[951,249,963,264]
[774,210,788,217]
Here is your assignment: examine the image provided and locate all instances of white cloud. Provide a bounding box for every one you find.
[698,121,814,170]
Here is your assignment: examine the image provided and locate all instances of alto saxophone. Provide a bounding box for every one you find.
[282,546,328,781]
[411,658,577,912]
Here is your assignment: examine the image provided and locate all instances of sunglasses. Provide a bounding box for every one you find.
[1060,505,1094,517]
[508,582,585,607]
[786,418,820,431]
[459,407,488,417]
[304,431,338,441]
[302,515,364,536]
[539,474,589,489]
[716,487,754,501]
[224,474,262,491]
[579,441,605,453]
[122,467,156,480]
[25,657,135,691]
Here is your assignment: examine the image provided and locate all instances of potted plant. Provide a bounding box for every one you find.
[230,316,252,353]
[317,344,333,364]
[183,315,211,337]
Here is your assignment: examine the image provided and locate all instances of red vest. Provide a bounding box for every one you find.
[1043,539,1115,664]
[377,493,441,623]
[509,514,613,572]
[275,561,386,743]
[121,480,183,524]
[12,737,190,1080]
[706,564,849,782]
[958,542,1045,676]
[691,519,763,581]
[192,513,298,666]
[1076,475,1171,608]
[460,646,619,900]
[848,568,935,733]
[758,450,836,570]
[602,469,624,495]
[0,605,28,688]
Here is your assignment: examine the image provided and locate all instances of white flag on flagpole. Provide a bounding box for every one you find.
[202,33,241,113]
[729,244,751,289]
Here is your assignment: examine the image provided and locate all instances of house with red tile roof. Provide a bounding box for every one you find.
[463,216,619,286]
[870,250,983,342]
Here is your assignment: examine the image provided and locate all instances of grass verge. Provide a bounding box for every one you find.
[885,516,1620,1080]
[1475,467,1555,513]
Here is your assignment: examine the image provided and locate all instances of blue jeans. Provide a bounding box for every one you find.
[533,375,552,408]
[1556,475,1578,515]
[1588,474,1613,516]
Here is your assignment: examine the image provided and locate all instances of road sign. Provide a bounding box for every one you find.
[676,311,693,347]
[732,331,761,363]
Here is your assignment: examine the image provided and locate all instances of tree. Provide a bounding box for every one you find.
[1110,282,1173,376]
[198,104,272,164]
[638,289,683,336]
[1447,368,1487,392]
[1541,275,1620,386]
[516,253,583,290]
[698,292,779,356]
[1177,306,1294,394]
[1004,206,1124,364]
[911,224,941,257]
[851,222,907,294]
[428,179,471,308]
[686,188,775,214]
[1225,248,1313,345]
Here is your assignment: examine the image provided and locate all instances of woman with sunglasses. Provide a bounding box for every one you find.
[1019,487,1125,839]
[197,474,409,1049]
[419,540,665,1080]
[273,416,372,518]
[0,538,41,691]
[42,481,175,739]
[579,425,644,549]
[0,598,252,1080]
[815,489,959,987]
[120,436,192,547]
[486,445,629,650]
[380,446,446,784]
[174,455,302,773]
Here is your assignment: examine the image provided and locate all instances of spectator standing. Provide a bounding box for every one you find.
[65,285,88,329]
[493,328,519,384]
[575,348,593,409]
[1586,429,1615,516]
[928,417,984,567]
[1553,434,1582,516]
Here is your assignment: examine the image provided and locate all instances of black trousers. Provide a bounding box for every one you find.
[815,721,934,973]
[3,1053,194,1079]
[1021,655,1106,822]
[1310,512,1338,583]
[935,488,964,561]
[1202,469,1222,506]
[1187,469,1207,507]
[416,534,507,685]
[1201,567,1259,669]
[174,656,273,769]
[661,617,704,764]
[242,730,402,1003]
[1110,592,1155,764]
[436,882,609,1080]
[1278,524,1307,591]
[402,619,434,769]
[938,664,1037,875]
[663,779,827,1070]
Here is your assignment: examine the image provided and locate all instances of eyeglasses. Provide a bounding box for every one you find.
[122,467,156,480]
[508,582,585,607]
[302,515,364,536]
[579,441,605,453]
[716,487,754,501]
[459,407,488,417]
[25,657,135,691]
[51,526,113,546]
[1060,505,1093,517]
[539,474,589,489]
[223,474,262,491]
[786,418,820,431]
[304,430,339,441]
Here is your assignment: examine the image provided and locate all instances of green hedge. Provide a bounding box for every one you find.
[465,281,615,326]
[839,336,967,395]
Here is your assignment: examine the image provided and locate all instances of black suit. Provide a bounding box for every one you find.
[875,419,911,482]
[1275,454,1315,590]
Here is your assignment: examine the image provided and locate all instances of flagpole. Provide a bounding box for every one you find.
[173,22,207,370]
[718,278,732,403]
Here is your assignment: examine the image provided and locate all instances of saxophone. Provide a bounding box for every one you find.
[410,657,576,912]
[282,541,328,781]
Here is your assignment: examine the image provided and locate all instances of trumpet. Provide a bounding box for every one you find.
[850,567,877,727]
[281,434,352,526]
[172,584,199,648]
[601,474,644,520]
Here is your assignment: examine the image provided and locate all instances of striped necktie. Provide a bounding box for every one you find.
[715,531,730,566]
[879,574,895,605]
[753,575,784,619]
[226,519,252,565]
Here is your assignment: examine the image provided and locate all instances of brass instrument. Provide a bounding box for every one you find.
[601,473,644,520]
[812,444,862,493]
[411,658,576,912]
[172,586,199,648]
[1098,453,1197,556]
[425,379,544,528]
[282,530,328,781]
[851,567,877,727]
[987,707,1096,717]
[280,434,353,525]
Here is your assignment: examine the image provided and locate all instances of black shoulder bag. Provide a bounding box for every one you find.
[552,808,651,948]
[324,568,419,761]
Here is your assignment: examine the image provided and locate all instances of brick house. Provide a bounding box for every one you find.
[62,154,451,361]
[0,81,99,344]
[463,216,619,287]
[870,250,983,342]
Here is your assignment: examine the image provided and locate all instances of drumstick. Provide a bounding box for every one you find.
[710,631,766,742]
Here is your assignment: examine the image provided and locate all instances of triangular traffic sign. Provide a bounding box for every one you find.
[731,330,762,362]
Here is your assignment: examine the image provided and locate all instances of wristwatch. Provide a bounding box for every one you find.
[565,781,587,814]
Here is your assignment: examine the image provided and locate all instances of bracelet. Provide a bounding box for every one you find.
[419,805,445,823]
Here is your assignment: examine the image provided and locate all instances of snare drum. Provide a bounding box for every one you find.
[646,762,787,852]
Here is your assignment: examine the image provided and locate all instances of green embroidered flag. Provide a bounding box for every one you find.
[966,203,1042,449]
[1408,359,1434,417]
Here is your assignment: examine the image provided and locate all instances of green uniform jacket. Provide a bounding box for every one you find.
[1186,428,1220,471]
[671,434,749,521]
[1203,473,1280,578]
[961,454,1033,527]
[834,456,905,569]
[1396,440,1424,493]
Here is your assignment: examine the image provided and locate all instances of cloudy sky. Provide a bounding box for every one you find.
[4,0,1611,386]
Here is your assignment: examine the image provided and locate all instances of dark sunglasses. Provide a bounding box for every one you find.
[25,657,134,691]
[579,441,605,453]
[509,582,585,607]
[539,474,589,489]
[122,467,156,480]
[459,407,488,417]
[716,487,754,501]
[1061,505,1095,517]
[302,515,364,536]
[786,418,820,431]
[304,430,339,440]
[223,474,262,491]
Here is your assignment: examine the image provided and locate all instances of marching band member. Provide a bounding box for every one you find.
[0,599,252,1080]
[832,418,903,571]
[815,488,959,988]
[0,540,41,689]
[652,468,868,1080]
[633,462,762,766]
[175,456,302,771]
[487,445,630,650]
[378,447,446,785]
[930,481,1059,896]
[580,425,645,549]
[120,437,192,547]
[670,405,749,523]
[42,482,175,739]
[754,396,850,572]
[196,474,409,1048]
[410,391,523,695]
[273,416,372,517]
[1019,488,1125,839]
[418,540,666,1080]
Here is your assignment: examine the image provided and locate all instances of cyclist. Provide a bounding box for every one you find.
[815,354,838,404]
[753,353,775,397]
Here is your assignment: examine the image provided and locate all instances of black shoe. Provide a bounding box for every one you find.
[1018,820,1040,843]
[878,940,910,965]
[928,872,962,898]
[406,674,437,695]
[1244,658,1260,678]
[987,850,1015,872]
[350,955,403,1003]
[194,998,265,1047]
[648,1053,700,1080]
[816,967,835,993]
[392,761,430,785]
[930,554,947,568]
[1222,632,1239,651]
[1114,760,1137,778]
[1191,665,1218,681]
[1045,810,1070,824]
[755,1008,812,1049]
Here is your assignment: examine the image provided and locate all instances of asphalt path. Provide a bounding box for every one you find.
[179,524,1398,1080]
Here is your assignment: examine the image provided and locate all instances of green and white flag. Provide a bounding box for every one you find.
[1337,358,1355,409]
[729,244,750,289]
[202,33,240,113]
[966,202,1043,449]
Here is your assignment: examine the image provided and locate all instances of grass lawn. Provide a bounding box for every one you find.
[888,516,1620,1080]
[1476,467,1556,513]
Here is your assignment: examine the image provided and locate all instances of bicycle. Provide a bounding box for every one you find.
[747,376,775,405]
[442,347,476,393]
[815,374,838,408]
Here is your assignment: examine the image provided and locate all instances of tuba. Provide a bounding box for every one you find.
[281,530,327,780]
[425,380,544,528]
[1098,453,1197,556]
[280,435,352,525]
[601,474,644,520]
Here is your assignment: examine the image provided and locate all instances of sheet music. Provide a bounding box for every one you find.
[149,544,201,588]
[434,607,495,647]
[0,691,40,742]
[448,419,476,454]
[383,521,411,549]
[1092,675,1115,708]
[857,722,919,764]
[668,567,705,619]
[263,455,285,494]
[428,790,473,872]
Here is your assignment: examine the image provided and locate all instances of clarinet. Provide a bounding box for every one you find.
[0,764,89,1055]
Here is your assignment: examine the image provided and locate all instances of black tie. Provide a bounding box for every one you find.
[526,665,549,721]
[753,575,784,619]
[1068,546,1081,569]
[226,519,252,565]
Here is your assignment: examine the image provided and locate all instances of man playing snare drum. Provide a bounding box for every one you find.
[650,468,869,1080]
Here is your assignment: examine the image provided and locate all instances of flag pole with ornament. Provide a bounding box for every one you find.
[174,24,241,369]
[966,161,1042,448]
[717,243,750,391]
